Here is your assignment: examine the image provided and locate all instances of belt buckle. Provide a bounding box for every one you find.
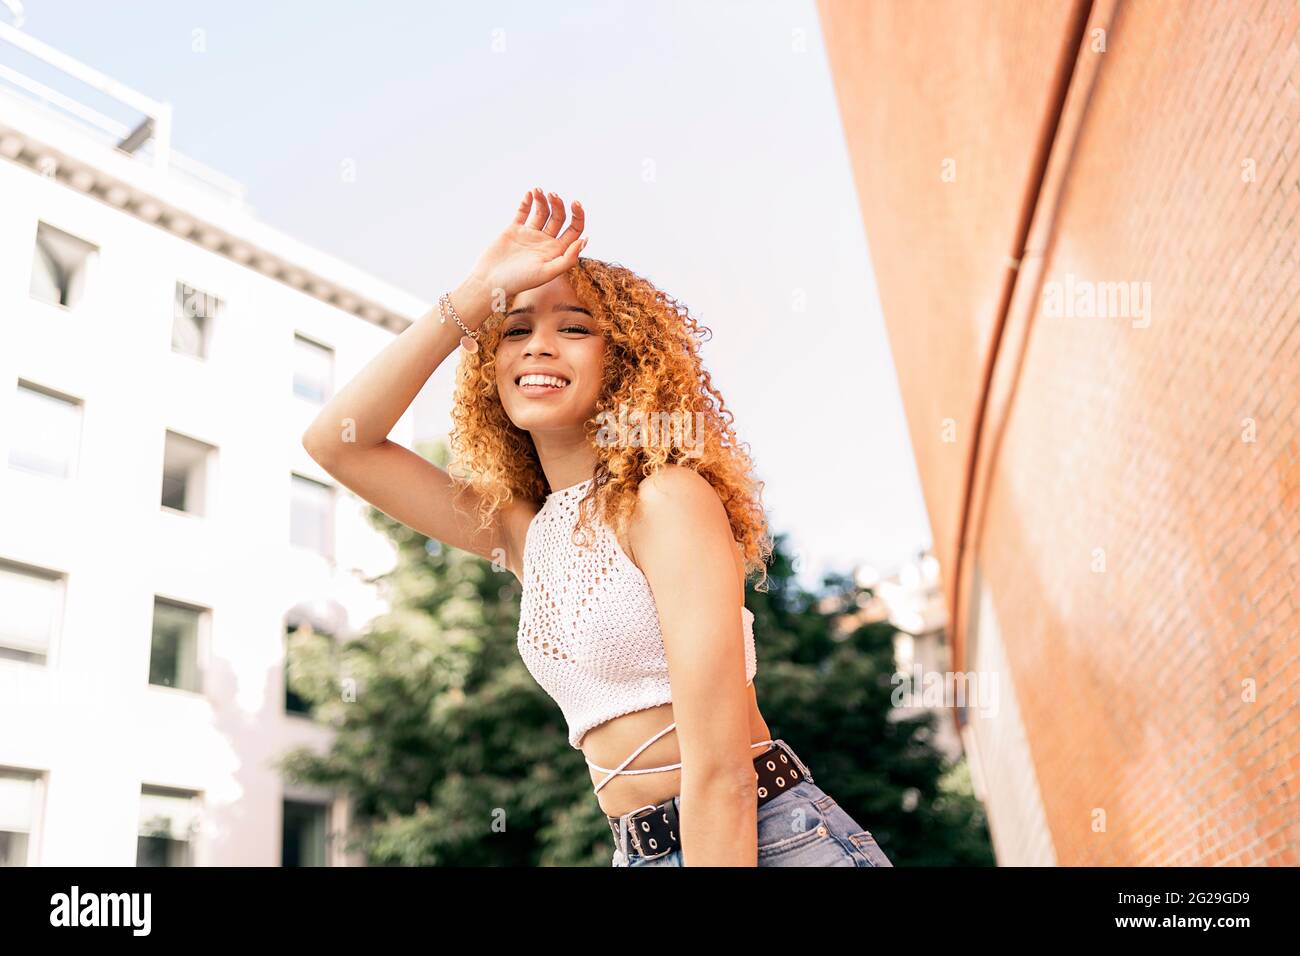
[625,802,674,861]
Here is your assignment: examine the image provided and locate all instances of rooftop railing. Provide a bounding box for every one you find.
[0,20,248,206]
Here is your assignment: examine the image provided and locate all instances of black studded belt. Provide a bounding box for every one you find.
[607,739,813,862]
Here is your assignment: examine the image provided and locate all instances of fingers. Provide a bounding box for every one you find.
[521,188,585,256]
[540,236,589,285]
[562,236,589,265]
[525,186,550,231]
[558,235,589,270]
[521,186,579,232]
[556,199,585,246]
[540,190,567,238]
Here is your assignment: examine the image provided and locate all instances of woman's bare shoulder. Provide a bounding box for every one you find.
[622,466,730,570]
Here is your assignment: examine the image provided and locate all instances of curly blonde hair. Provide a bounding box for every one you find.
[447,256,773,590]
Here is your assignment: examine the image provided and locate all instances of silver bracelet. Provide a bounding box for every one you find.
[439,291,480,354]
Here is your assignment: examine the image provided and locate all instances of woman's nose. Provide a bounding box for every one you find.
[523,336,556,357]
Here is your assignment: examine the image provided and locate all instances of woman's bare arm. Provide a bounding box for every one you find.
[627,465,760,867]
[301,275,529,574]
[300,188,587,578]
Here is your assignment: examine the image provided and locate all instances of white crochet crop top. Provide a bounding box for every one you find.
[517,477,761,793]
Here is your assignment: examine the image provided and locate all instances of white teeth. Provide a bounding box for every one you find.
[518,374,569,389]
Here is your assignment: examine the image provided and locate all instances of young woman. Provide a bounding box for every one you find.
[302,187,893,868]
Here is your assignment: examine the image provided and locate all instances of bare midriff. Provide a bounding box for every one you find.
[582,685,773,817]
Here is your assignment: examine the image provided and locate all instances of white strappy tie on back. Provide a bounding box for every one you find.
[515,477,762,796]
[584,714,775,795]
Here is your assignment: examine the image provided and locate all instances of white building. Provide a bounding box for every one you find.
[849,552,964,766]
[0,23,426,866]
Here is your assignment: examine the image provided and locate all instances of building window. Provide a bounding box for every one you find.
[172,281,222,358]
[0,771,41,866]
[293,334,333,404]
[282,800,329,866]
[290,474,334,558]
[148,598,206,693]
[137,786,199,867]
[29,222,97,309]
[8,382,82,479]
[284,621,315,716]
[161,431,214,515]
[0,561,64,665]
[284,619,341,717]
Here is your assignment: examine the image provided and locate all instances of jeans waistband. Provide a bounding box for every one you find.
[611,737,814,860]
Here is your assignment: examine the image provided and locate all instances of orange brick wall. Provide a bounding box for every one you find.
[820,0,1298,865]
[815,0,1088,609]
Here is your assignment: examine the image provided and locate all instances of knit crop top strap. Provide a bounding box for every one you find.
[588,723,776,795]
[589,721,681,795]
[587,677,774,796]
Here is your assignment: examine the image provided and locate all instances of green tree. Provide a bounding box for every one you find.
[277,441,993,865]
[753,551,995,867]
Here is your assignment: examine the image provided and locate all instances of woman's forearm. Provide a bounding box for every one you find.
[302,274,495,460]
[678,772,760,866]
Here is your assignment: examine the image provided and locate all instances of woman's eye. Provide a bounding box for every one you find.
[502,325,591,337]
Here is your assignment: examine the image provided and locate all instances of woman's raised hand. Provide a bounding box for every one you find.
[468,187,587,301]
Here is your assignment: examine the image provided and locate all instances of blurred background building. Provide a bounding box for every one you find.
[819,0,1298,864]
[844,551,965,765]
[0,22,424,865]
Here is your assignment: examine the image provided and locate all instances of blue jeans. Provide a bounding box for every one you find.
[610,739,894,867]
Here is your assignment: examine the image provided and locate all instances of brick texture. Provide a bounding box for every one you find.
[820,0,1299,865]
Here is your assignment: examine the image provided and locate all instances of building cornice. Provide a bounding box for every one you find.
[0,92,427,334]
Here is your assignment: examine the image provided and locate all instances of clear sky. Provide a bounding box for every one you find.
[8,0,932,590]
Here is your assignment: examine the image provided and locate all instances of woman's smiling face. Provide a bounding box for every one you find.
[495,274,607,433]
